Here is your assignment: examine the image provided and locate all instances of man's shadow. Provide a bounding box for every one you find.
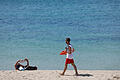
[77,74,93,77]
[65,74,93,77]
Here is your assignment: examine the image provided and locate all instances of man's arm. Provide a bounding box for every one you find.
[24,58,29,67]
[68,46,72,54]
[72,48,75,52]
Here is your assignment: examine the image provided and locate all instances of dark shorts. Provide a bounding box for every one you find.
[65,58,74,64]
[25,66,37,70]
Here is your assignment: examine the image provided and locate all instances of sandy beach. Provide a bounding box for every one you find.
[0,70,120,80]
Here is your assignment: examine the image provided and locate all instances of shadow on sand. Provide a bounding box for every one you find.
[78,74,93,77]
[65,74,93,77]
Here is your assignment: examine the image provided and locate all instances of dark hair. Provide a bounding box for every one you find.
[66,38,70,42]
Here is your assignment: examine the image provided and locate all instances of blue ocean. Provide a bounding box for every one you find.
[0,0,120,70]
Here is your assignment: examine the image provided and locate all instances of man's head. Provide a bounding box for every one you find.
[66,38,70,44]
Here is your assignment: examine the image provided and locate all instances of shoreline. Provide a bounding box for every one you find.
[0,70,120,80]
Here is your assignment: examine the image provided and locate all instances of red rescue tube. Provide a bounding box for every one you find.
[60,51,67,55]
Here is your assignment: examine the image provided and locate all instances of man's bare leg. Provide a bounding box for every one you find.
[61,64,68,75]
[71,63,78,76]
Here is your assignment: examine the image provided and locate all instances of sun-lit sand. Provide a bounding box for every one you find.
[0,70,120,80]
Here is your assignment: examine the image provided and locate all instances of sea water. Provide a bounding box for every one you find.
[0,0,120,70]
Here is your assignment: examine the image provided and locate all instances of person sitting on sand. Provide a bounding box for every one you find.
[15,58,37,71]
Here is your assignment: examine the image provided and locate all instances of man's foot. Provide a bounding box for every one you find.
[60,73,64,75]
[75,73,79,76]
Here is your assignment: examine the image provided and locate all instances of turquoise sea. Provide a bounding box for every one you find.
[0,0,120,70]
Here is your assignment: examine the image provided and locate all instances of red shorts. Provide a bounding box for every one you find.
[65,58,74,64]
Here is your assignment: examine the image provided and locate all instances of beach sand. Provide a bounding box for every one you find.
[0,70,120,80]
